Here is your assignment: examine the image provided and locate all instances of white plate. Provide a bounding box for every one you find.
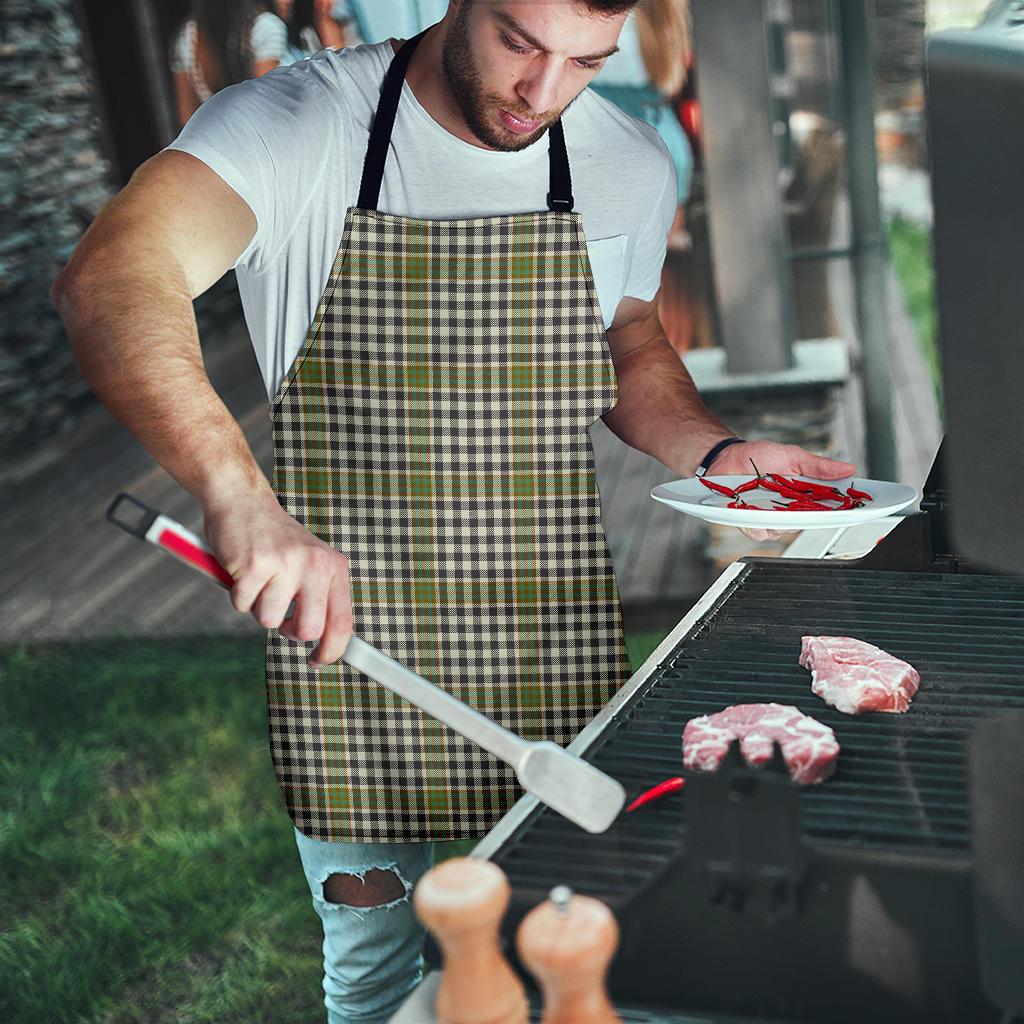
[650,476,920,530]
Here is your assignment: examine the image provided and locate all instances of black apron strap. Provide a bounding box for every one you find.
[546,118,574,213]
[357,28,574,214]
[357,29,429,211]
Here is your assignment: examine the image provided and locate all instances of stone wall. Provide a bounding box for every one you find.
[0,0,116,467]
[0,0,244,471]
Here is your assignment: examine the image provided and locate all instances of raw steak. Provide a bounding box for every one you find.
[799,635,920,716]
[682,703,840,785]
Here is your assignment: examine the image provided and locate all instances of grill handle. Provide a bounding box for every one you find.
[685,739,809,922]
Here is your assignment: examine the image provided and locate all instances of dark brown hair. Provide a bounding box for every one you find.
[192,0,260,90]
[286,0,315,53]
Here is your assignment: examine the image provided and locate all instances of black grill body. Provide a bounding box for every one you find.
[484,559,1024,1023]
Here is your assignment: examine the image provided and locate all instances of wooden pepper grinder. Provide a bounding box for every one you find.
[413,857,528,1024]
[516,885,621,1024]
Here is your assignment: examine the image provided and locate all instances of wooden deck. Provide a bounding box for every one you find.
[0,241,940,646]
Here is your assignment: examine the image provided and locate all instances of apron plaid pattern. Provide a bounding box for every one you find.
[265,206,631,843]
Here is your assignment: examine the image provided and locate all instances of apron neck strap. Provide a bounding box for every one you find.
[546,119,573,213]
[357,29,575,214]
[358,29,427,211]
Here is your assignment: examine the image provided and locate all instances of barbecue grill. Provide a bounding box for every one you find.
[470,445,1024,1022]
[400,8,1024,1022]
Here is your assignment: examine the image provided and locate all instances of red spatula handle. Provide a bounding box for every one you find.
[106,492,234,588]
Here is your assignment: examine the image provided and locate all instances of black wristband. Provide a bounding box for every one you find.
[695,437,745,478]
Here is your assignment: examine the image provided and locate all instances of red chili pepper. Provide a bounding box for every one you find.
[847,485,873,502]
[778,498,833,511]
[775,474,844,498]
[735,478,762,494]
[749,458,767,483]
[626,776,686,812]
[699,478,737,498]
[762,480,819,501]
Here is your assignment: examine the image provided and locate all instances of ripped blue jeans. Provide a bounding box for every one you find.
[293,825,435,1024]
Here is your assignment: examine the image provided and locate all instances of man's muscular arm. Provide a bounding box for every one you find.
[51,151,353,664]
[602,294,734,476]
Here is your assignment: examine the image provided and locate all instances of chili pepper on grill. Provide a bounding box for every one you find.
[626,776,686,812]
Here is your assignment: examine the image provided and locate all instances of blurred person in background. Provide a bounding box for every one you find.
[170,0,290,128]
[592,0,693,348]
[592,0,693,235]
[275,0,352,63]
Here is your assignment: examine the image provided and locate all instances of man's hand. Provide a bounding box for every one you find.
[708,440,857,543]
[202,492,354,668]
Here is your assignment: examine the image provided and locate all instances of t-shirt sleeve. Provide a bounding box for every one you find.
[251,11,289,62]
[164,65,337,273]
[623,137,678,302]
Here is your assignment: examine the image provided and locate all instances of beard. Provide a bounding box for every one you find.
[441,4,567,151]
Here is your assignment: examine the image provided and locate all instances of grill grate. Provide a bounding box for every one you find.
[492,563,1024,896]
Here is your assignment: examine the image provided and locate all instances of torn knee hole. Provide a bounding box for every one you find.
[323,868,407,908]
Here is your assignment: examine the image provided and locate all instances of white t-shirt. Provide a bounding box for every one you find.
[167,40,677,402]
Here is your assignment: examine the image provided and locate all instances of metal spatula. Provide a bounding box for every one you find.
[106,492,626,834]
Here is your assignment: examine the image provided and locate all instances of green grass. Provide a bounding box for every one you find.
[886,215,943,416]
[0,630,668,1023]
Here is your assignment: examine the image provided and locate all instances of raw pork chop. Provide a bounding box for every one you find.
[682,703,839,785]
[799,636,920,716]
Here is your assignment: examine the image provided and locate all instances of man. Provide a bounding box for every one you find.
[52,2,855,1019]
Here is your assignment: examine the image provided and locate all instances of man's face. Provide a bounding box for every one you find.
[441,1,627,151]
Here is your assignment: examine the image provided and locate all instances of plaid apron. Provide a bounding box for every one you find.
[265,31,631,842]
